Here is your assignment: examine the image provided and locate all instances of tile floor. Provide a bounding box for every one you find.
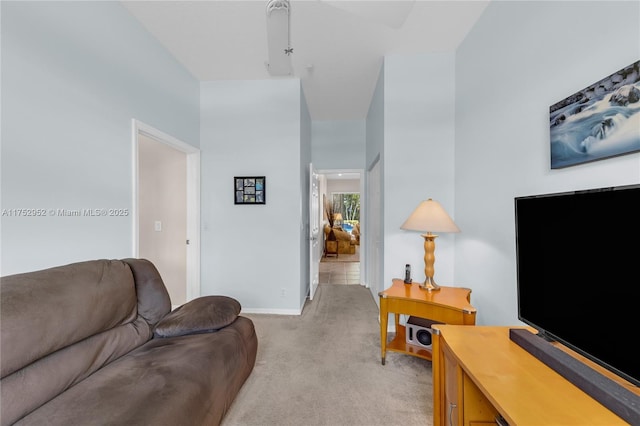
[319,261,360,285]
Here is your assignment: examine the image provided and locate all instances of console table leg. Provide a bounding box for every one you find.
[379,296,389,365]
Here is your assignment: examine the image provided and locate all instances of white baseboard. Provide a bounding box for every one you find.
[241,307,303,315]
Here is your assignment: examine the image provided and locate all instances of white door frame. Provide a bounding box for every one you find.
[131,119,201,301]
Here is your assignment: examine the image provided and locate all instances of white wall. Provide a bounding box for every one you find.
[200,79,305,313]
[326,179,360,195]
[383,53,457,295]
[455,1,640,325]
[1,2,199,276]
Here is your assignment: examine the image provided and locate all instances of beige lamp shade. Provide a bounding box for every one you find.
[333,213,343,221]
[400,199,460,234]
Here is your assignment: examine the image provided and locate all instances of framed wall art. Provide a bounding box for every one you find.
[549,60,640,169]
[234,176,265,205]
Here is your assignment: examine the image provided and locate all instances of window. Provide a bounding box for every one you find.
[332,192,360,226]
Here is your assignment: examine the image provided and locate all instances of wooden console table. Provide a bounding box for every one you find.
[432,325,640,425]
[378,279,476,365]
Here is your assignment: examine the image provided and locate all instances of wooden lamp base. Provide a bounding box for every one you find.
[420,233,439,291]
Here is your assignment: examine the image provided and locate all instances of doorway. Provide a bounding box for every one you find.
[317,168,364,287]
[132,120,201,306]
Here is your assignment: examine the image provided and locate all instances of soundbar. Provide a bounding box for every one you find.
[509,328,640,425]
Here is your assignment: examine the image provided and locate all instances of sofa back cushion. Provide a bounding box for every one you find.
[123,258,171,326]
[1,260,140,377]
[0,259,171,425]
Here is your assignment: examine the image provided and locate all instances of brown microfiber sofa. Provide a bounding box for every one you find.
[351,223,360,245]
[0,258,257,426]
[323,225,356,255]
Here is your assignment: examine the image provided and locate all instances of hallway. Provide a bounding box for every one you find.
[319,262,360,285]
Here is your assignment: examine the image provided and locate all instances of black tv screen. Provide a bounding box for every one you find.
[515,183,640,387]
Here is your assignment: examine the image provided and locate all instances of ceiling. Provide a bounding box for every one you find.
[323,172,360,180]
[121,0,490,121]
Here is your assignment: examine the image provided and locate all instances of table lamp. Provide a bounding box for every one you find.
[400,198,460,291]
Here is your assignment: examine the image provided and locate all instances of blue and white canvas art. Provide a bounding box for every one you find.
[550,61,640,169]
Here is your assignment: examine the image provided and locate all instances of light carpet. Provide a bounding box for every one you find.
[221,283,433,426]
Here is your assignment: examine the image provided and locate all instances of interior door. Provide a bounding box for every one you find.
[309,163,321,300]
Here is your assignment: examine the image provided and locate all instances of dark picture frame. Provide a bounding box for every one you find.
[549,60,640,169]
[234,176,266,205]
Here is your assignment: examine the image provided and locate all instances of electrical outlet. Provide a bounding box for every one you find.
[281,288,286,297]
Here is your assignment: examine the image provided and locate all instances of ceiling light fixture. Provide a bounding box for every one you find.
[265,0,292,76]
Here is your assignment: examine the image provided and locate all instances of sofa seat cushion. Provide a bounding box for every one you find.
[337,240,356,254]
[154,296,241,338]
[1,317,152,425]
[14,317,258,426]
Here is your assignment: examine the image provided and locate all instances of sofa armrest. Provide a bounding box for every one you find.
[153,296,241,338]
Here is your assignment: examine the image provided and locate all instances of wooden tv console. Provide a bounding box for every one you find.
[431,325,640,425]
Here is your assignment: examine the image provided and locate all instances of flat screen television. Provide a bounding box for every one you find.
[515,183,640,388]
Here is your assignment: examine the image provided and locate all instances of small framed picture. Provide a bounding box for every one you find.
[234,176,266,205]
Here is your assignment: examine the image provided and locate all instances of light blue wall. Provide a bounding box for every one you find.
[365,62,385,298]
[311,120,366,170]
[455,1,640,326]
[1,2,199,275]
[6,1,636,326]
[382,52,457,304]
[200,79,304,313]
[367,65,385,171]
[300,85,312,305]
